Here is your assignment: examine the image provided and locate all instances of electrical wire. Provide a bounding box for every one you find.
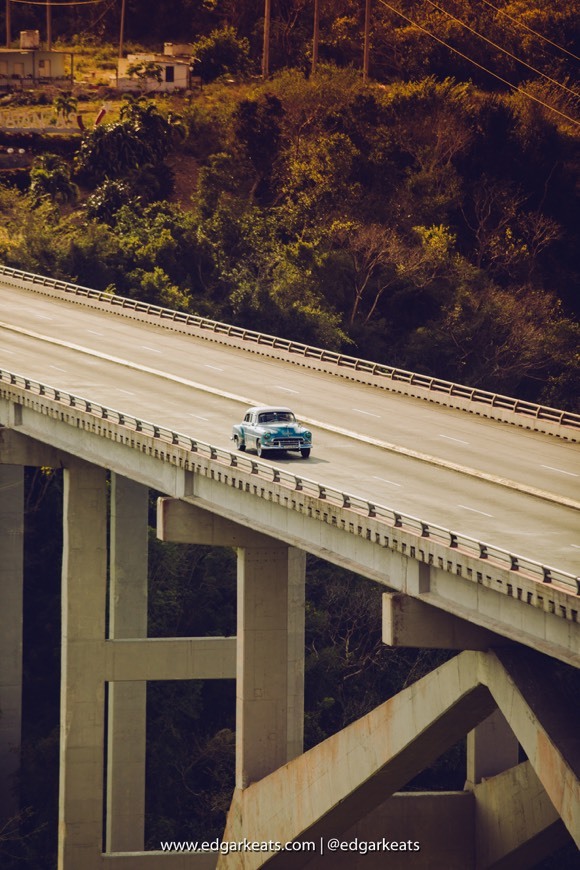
[9,1,105,6]
[480,0,580,64]
[423,0,579,99]
[375,0,580,127]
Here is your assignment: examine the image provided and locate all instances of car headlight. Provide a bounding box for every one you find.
[303,431,312,441]
[263,432,273,441]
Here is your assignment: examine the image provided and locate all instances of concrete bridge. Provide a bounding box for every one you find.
[0,267,579,868]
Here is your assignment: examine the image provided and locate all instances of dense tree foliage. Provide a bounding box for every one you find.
[4,61,577,405]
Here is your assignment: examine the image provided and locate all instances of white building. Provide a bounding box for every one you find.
[0,31,73,90]
[117,49,196,92]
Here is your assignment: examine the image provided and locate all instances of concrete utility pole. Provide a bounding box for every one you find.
[363,0,371,82]
[119,0,126,58]
[262,0,271,79]
[312,0,320,76]
[46,0,52,51]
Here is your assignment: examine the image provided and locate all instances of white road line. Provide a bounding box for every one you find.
[189,414,209,421]
[275,386,299,393]
[373,476,401,487]
[49,365,67,371]
[541,464,578,477]
[458,504,494,518]
[570,544,580,550]
[140,345,161,353]
[87,330,103,336]
[438,434,469,445]
[353,408,381,418]
[118,389,134,395]
[1,349,14,354]
[204,364,223,371]
[32,313,53,319]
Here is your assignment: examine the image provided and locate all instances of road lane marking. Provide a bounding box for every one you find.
[373,476,401,487]
[353,408,381,417]
[458,504,494,517]
[439,434,469,445]
[541,465,578,477]
[204,364,223,371]
[49,365,67,371]
[275,386,299,393]
[140,345,161,353]
[88,330,103,336]
[32,313,53,319]
[117,389,134,395]
[189,414,209,421]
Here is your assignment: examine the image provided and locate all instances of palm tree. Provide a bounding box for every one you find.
[53,92,78,125]
[29,154,78,205]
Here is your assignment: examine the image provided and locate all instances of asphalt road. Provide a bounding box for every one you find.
[1,283,579,576]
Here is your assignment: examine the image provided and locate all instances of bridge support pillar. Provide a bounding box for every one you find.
[58,460,107,870]
[466,708,519,786]
[236,544,305,787]
[0,465,24,826]
[106,474,148,852]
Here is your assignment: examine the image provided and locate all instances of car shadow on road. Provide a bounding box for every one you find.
[267,451,327,466]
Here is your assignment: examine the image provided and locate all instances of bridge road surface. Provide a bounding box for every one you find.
[0,282,579,579]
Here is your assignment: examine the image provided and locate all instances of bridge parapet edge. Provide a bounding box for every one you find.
[1,264,578,442]
[1,371,578,617]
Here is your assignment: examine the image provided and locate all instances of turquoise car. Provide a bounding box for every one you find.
[232,406,312,459]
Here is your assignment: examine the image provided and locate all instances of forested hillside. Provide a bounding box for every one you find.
[0,0,578,407]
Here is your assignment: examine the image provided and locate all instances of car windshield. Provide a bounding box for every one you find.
[258,411,296,424]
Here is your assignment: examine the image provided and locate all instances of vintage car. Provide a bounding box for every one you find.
[232,406,312,458]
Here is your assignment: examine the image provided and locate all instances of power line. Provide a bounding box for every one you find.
[10,1,105,6]
[375,0,580,127]
[423,0,579,99]
[480,0,580,64]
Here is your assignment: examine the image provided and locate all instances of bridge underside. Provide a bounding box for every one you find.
[0,433,578,868]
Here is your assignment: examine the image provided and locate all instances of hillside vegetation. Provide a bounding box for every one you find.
[0,1,578,407]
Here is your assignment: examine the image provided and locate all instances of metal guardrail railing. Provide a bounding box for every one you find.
[1,263,579,433]
[2,368,578,596]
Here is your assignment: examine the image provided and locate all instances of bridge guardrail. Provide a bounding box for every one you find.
[1,264,578,437]
[2,367,578,597]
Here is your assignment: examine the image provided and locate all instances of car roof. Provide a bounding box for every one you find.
[249,406,294,414]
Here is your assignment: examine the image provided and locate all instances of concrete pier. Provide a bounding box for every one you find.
[58,460,108,870]
[0,465,24,825]
[106,474,149,852]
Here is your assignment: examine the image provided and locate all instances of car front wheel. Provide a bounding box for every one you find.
[300,448,311,459]
[256,440,264,457]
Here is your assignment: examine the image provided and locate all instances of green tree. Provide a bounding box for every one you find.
[233,93,284,200]
[126,60,163,91]
[29,155,78,206]
[191,26,252,82]
[333,221,456,325]
[53,92,78,124]
[75,100,185,188]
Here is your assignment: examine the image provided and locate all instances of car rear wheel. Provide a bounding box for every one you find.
[234,435,245,452]
[300,448,311,459]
